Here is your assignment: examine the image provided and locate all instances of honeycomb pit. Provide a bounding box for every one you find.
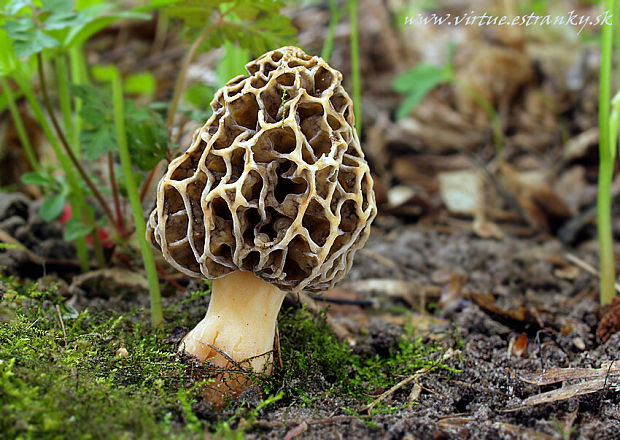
[146,46,377,403]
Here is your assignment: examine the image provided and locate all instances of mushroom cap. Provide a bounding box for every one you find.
[147,46,377,293]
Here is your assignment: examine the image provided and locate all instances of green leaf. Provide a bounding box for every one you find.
[40,192,67,221]
[72,83,172,168]
[71,84,116,160]
[41,0,73,13]
[63,10,150,48]
[90,64,117,82]
[392,63,450,94]
[184,82,216,108]
[4,19,61,57]
[44,11,88,31]
[21,171,53,187]
[167,0,297,56]
[63,217,93,241]
[0,28,18,75]
[393,63,452,119]
[124,71,156,96]
[125,101,174,170]
[80,125,116,160]
[164,0,222,27]
[216,41,249,84]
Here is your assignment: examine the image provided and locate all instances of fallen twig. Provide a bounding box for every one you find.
[360,348,458,413]
[282,421,308,440]
[56,304,66,339]
[253,415,357,429]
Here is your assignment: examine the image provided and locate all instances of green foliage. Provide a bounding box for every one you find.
[266,306,457,409]
[124,71,156,96]
[21,171,69,221]
[216,40,249,84]
[392,62,453,120]
[183,82,217,121]
[214,392,283,439]
[0,276,196,439]
[164,0,297,55]
[63,216,94,241]
[0,0,149,57]
[72,84,173,170]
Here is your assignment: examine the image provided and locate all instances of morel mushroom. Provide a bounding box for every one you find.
[147,46,376,400]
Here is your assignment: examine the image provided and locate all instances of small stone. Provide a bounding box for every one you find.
[573,337,586,351]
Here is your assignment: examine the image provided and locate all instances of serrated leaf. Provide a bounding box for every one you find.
[44,10,88,31]
[169,0,296,55]
[5,20,60,57]
[63,217,93,241]
[72,83,172,168]
[40,193,67,221]
[71,84,116,160]
[125,101,173,170]
[81,126,116,160]
[16,29,59,57]
[2,17,34,35]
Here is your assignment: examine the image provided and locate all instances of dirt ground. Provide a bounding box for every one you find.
[241,223,620,439]
[2,192,619,438]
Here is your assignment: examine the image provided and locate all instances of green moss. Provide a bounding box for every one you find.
[264,306,458,408]
[0,275,458,438]
[0,276,201,439]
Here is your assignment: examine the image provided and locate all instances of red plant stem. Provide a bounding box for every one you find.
[107,151,124,232]
[155,262,186,292]
[36,53,120,234]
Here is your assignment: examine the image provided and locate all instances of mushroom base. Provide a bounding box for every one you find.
[179,270,286,402]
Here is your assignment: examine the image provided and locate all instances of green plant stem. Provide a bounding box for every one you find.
[14,72,92,271]
[348,0,361,138]
[151,12,169,56]
[321,0,340,62]
[66,46,107,265]
[0,76,40,172]
[108,151,124,231]
[39,55,105,267]
[165,15,223,128]
[36,53,119,237]
[110,69,163,328]
[55,56,74,150]
[455,80,503,156]
[69,45,89,148]
[598,0,617,306]
[54,54,104,268]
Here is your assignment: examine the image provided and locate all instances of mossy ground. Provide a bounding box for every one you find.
[0,273,456,439]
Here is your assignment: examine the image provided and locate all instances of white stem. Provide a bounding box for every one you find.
[179,270,286,375]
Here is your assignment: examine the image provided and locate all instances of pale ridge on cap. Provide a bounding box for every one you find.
[146,46,377,293]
